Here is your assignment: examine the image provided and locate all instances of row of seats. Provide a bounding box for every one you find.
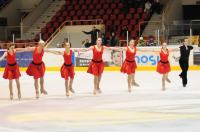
[35,0,150,42]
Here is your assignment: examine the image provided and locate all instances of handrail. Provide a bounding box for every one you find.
[45,19,104,47]
[139,20,162,37]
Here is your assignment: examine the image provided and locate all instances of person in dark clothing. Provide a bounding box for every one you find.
[109,32,119,47]
[179,38,193,87]
[82,26,100,46]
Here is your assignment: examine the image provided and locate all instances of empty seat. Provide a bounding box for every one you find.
[118,14,124,20]
[77,10,82,16]
[62,11,67,17]
[129,8,135,14]
[130,19,136,25]
[126,14,132,20]
[96,4,101,10]
[113,9,120,14]
[84,10,90,15]
[110,14,116,20]
[87,15,93,20]
[80,16,86,20]
[110,3,116,9]
[92,10,97,16]
[81,4,87,10]
[122,20,128,26]
[99,9,105,15]
[106,8,112,15]
[137,7,143,14]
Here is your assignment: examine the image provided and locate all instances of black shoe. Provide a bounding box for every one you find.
[183,84,186,87]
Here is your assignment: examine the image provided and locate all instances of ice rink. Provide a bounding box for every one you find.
[0,70,200,132]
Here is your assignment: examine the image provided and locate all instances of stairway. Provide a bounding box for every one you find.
[23,0,65,40]
[142,13,162,37]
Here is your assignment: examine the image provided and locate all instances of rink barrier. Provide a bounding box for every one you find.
[1,47,200,71]
[1,66,200,72]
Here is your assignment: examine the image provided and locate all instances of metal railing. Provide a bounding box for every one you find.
[45,19,104,47]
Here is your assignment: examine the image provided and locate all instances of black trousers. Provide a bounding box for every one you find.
[179,59,189,86]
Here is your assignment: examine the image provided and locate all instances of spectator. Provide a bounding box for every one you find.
[138,37,146,46]
[153,0,162,14]
[147,36,155,46]
[82,26,100,46]
[101,33,108,46]
[81,39,91,48]
[122,26,128,38]
[144,0,152,15]
[109,32,119,47]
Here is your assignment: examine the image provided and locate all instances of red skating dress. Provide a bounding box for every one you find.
[156,49,171,74]
[3,51,21,79]
[121,47,137,74]
[26,47,45,79]
[60,50,75,79]
[87,46,104,76]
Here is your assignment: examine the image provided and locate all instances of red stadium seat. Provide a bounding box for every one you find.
[106,20,112,26]
[81,4,87,10]
[99,9,105,15]
[65,16,71,21]
[103,4,109,9]
[56,11,61,17]
[131,30,137,38]
[74,5,80,11]
[110,3,116,9]
[129,8,135,14]
[126,14,132,20]
[113,9,120,14]
[96,4,101,10]
[103,15,109,20]
[62,11,67,17]
[110,14,116,20]
[94,0,99,4]
[69,10,75,16]
[118,14,124,20]
[46,22,52,28]
[86,0,91,4]
[80,16,86,20]
[127,25,133,31]
[43,33,49,41]
[77,10,82,16]
[67,5,73,11]
[106,8,112,15]
[130,19,136,25]
[89,4,94,10]
[48,28,54,34]
[73,16,78,20]
[134,14,139,19]
[84,10,90,15]
[92,10,97,16]
[58,17,64,22]
[79,0,84,4]
[66,0,70,5]
[119,3,124,9]
[114,20,120,26]
[53,22,59,28]
[88,15,93,20]
[137,7,143,14]
[122,20,128,26]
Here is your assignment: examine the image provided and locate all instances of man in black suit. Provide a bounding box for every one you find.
[179,38,193,87]
[83,26,100,46]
